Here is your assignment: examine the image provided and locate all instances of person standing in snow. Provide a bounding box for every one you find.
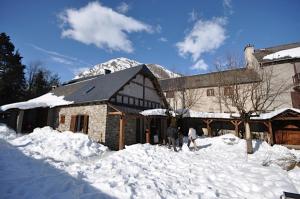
[167,126,178,152]
[177,127,183,150]
[187,127,197,150]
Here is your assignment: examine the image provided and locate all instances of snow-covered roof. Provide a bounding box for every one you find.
[263,47,300,60]
[140,109,176,117]
[177,109,240,119]
[0,93,73,111]
[177,108,300,120]
[252,108,300,120]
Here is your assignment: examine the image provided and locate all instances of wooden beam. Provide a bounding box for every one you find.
[230,120,241,137]
[203,119,213,137]
[108,111,123,115]
[273,117,300,120]
[268,120,274,145]
[119,115,125,150]
[16,110,24,134]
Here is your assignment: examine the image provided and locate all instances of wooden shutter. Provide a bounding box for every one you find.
[70,115,76,132]
[83,115,89,134]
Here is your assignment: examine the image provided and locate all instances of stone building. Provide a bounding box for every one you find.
[159,42,300,112]
[158,42,300,146]
[1,65,169,150]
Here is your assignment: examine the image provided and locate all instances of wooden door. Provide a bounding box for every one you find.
[275,124,300,145]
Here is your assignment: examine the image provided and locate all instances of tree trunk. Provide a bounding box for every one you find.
[245,121,253,154]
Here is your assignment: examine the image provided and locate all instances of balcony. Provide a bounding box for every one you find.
[293,73,300,91]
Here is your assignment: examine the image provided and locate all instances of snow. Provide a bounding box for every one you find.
[254,108,300,120]
[140,108,176,117]
[263,47,300,60]
[0,123,17,140]
[6,126,108,163]
[0,92,73,111]
[1,124,299,198]
[178,109,240,119]
[171,108,300,120]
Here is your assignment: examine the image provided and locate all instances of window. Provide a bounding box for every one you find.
[166,91,174,98]
[117,95,122,103]
[139,99,143,106]
[207,89,215,96]
[70,115,89,134]
[60,115,65,124]
[224,87,233,96]
[123,96,128,104]
[129,97,134,105]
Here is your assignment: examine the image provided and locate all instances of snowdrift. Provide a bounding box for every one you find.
[1,125,108,163]
[0,124,299,199]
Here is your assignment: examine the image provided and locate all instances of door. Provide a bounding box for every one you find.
[275,124,300,145]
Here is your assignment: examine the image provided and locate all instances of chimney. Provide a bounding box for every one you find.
[244,44,259,70]
[104,69,111,74]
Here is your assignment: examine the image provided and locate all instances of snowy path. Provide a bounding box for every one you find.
[0,140,115,199]
[0,125,300,199]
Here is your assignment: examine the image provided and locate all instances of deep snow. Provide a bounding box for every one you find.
[0,124,299,199]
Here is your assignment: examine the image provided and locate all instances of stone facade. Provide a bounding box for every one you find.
[165,46,298,113]
[105,113,137,150]
[51,104,138,150]
[55,104,108,143]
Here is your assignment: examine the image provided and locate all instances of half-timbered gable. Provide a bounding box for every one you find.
[1,65,169,150]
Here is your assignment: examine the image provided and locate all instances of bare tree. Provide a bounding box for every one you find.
[165,77,205,116]
[215,55,292,153]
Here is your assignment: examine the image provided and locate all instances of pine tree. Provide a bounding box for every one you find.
[0,33,26,105]
[27,62,60,98]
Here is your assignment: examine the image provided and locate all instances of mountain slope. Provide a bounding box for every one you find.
[75,57,180,79]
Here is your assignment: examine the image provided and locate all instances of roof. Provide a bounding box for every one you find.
[1,65,166,111]
[178,108,300,120]
[159,68,260,91]
[52,64,154,104]
[253,42,300,63]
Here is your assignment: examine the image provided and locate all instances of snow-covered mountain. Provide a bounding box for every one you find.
[74,57,180,79]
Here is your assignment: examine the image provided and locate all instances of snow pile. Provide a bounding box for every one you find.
[8,127,108,163]
[0,123,17,140]
[0,93,73,111]
[263,47,300,60]
[0,126,299,199]
[251,142,299,171]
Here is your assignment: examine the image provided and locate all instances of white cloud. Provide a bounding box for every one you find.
[191,59,208,70]
[176,17,227,62]
[155,24,162,33]
[59,1,152,53]
[116,2,130,14]
[158,37,168,42]
[223,0,233,15]
[29,44,90,66]
[51,57,73,65]
[188,9,198,22]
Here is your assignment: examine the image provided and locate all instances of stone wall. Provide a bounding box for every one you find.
[105,114,120,150]
[125,117,137,146]
[105,109,137,150]
[55,104,108,143]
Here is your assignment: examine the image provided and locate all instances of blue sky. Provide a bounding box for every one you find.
[1,0,300,81]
